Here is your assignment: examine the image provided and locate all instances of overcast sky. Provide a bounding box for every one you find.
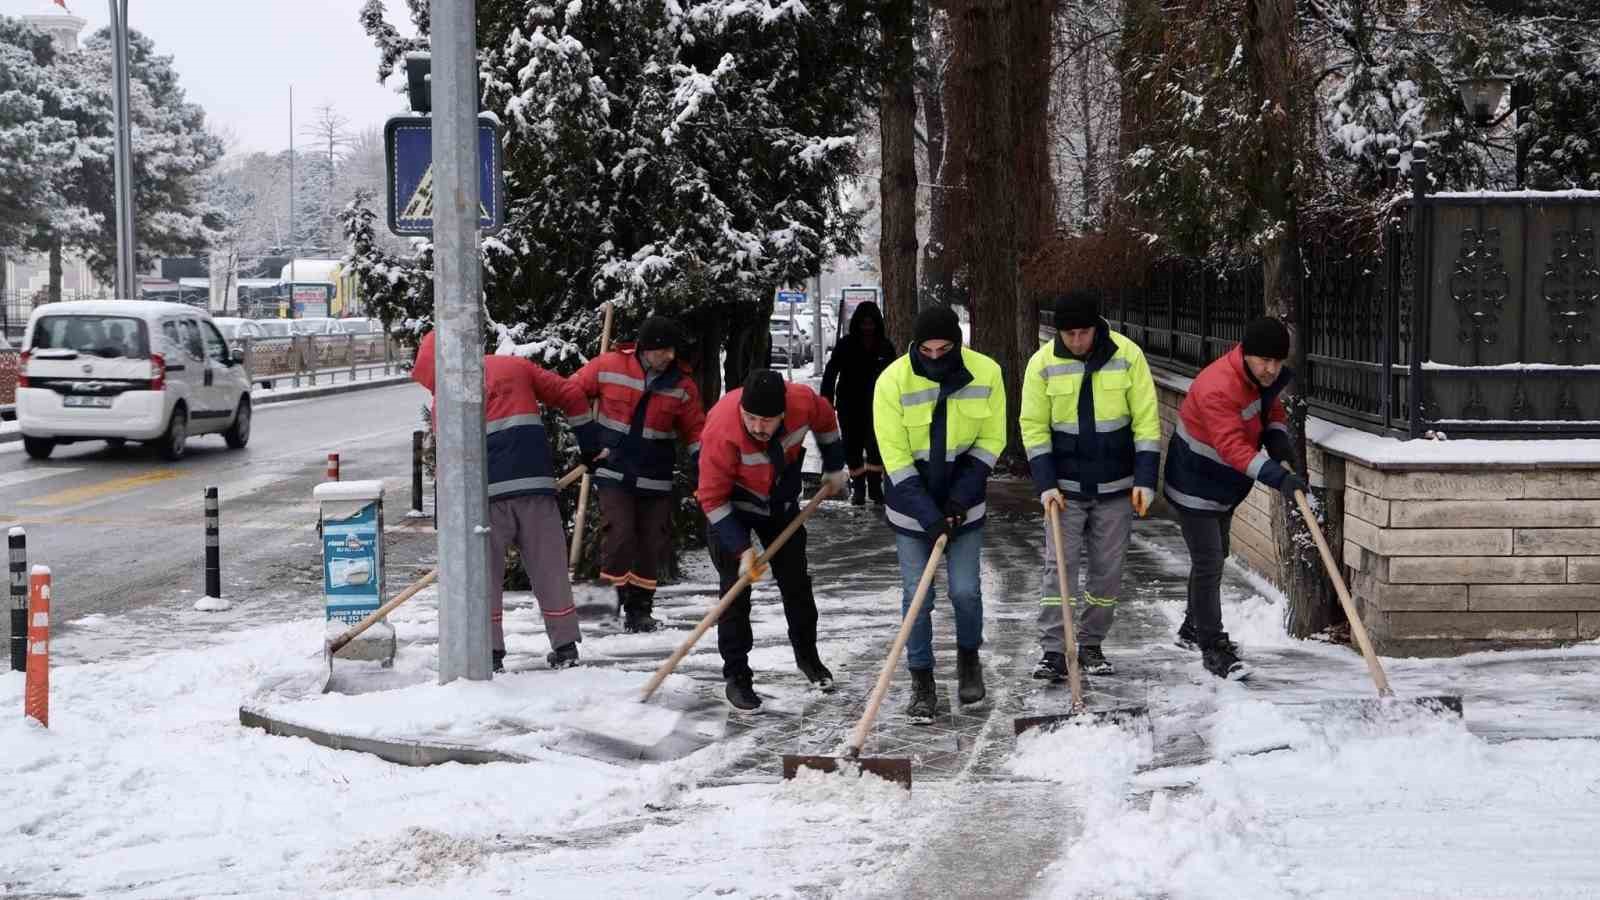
[0,0,417,154]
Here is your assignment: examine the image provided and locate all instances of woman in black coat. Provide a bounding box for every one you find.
[820,300,897,505]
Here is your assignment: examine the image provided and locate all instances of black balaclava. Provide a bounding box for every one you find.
[911,306,963,382]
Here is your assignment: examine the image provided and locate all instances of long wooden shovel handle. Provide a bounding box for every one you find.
[328,567,439,655]
[1294,489,1392,698]
[557,465,585,491]
[846,532,949,755]
[1047,503,1086,713]
[639,485,837,702]
[569,302,617,568]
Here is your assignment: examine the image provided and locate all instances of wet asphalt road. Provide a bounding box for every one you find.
[1,382,439,663]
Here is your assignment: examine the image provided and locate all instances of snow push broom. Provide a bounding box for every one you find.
[780,533,948,791]
[569,484,838,750]
[1013,501,1148,735]
[1293,489,1462,717]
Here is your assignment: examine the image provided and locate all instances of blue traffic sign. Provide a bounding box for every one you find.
[384,115,504,236]
[776,290,807,305]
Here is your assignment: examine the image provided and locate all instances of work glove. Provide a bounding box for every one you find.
[1039,488,1064,511]
[822,468,849,495]
[925,516,951,543]
[1277,472,1309,500]
[944,499,967,522]
[580,446,609,471]
[1131,486,1154,518]
[739,548,768,583]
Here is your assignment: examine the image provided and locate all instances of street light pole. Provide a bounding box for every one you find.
[432,0,492,683]
[107,0,137,299]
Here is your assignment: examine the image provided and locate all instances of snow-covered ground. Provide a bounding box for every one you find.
[4,515,1600,898]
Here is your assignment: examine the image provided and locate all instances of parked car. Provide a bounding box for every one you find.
[290,317,340,336]
[256,319,293,338]
[16,300,253,461]
[335,317,383,335]
[768,323,810,368]
[212,317,267,341]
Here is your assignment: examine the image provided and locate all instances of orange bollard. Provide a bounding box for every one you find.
[25,565,49,728]
[327,453,340,481]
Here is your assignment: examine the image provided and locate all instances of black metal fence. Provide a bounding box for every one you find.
[1095,169,1600,439]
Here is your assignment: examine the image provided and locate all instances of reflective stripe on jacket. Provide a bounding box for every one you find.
[697,383,846,554]
[872,346,1007,538]
[412,331,589,500]
[1162,345,1294,514]
[572,349,706,495]
[1020,324,1161,500]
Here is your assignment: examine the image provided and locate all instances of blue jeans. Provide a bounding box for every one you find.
[895,528,985,671]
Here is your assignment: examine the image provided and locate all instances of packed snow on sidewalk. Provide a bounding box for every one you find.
[0,576,930,898]
[1011,532,1600,900]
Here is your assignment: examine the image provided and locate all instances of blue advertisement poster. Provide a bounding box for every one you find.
[323,501,383,623]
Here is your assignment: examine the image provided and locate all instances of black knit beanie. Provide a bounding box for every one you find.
[912,306,962,347]
[636,316,682,352]
[740,369,787,417]
[1241,317,1291,360]
[1054,291,1100,331]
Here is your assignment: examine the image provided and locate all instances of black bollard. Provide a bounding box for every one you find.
[205,487,221,599]
[412,430,425,514]
[8,527,23,672]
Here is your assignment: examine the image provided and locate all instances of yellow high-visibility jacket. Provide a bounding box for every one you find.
[1020,326,1160,499]
[873,346,1007,537]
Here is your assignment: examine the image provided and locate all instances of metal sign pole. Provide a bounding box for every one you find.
[432,0,492,683]
[812,273,823,370]
[108,0,137,298]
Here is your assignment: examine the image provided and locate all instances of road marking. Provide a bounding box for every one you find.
[0,467,84,491]
[19,469,182,508]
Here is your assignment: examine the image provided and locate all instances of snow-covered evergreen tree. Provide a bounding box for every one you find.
[358,0,877,392]
[0,17,88,267]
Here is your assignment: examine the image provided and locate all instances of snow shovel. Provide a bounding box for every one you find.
[780,532,948,790]
[1014,502,1148,735]
[1293,489,1462,716]
[569,301,616,569]
[323,567,438,689]
[568,484,838,749]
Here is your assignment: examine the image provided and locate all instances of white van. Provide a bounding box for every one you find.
[16,300,253,461]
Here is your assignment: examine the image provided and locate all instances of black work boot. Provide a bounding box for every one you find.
[614,585,631,619]
[905,669,937,724]
[1202,638,1249,680]
[492,649,506,673]
[956,647,986,705]
[725,675,762,712]
[546,642,580,669]
[795,647,836,693]
[624,586,660,633]
[1079,644,1114,675]
[850,476,867,506]
[1175,619,1199,651]
[866,472,885,505]
[1032,651,1067,681]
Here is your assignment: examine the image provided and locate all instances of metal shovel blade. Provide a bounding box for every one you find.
[1013,703,1149,736]
[1331,694,1464,720]
[781,753,913,790]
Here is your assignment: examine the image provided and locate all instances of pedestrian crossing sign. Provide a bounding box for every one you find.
[384,115,504,236]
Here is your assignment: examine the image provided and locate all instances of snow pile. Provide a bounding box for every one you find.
[192,595,232,612]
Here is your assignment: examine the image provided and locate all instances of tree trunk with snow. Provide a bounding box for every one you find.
[880,0,920,349]
[917,4,954,315]
[1247,0,1333,638]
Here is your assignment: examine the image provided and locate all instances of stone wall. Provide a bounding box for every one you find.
[1150,372,1600,655]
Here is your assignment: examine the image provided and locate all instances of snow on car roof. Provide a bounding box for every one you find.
[28,299,212,319]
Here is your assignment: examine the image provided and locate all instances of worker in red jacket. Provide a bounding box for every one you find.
[570,316,706,632]
[413,329,593,672]
[1162,317,1305,680]
[697,370,850,711]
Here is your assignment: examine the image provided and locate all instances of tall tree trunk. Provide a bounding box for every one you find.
[951,0,1029,460]
[1247,0,1330,637]
[48,239,63,305]
[1078,15,1099,225]
[916,3,953,312]
[880,0,920,349]
[1010,0,1055,455]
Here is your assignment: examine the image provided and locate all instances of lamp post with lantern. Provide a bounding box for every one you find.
[1454,73,1529,189]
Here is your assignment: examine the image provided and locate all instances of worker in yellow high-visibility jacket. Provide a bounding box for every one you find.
[1019,291,1161,681]
[873,306,1007,724]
